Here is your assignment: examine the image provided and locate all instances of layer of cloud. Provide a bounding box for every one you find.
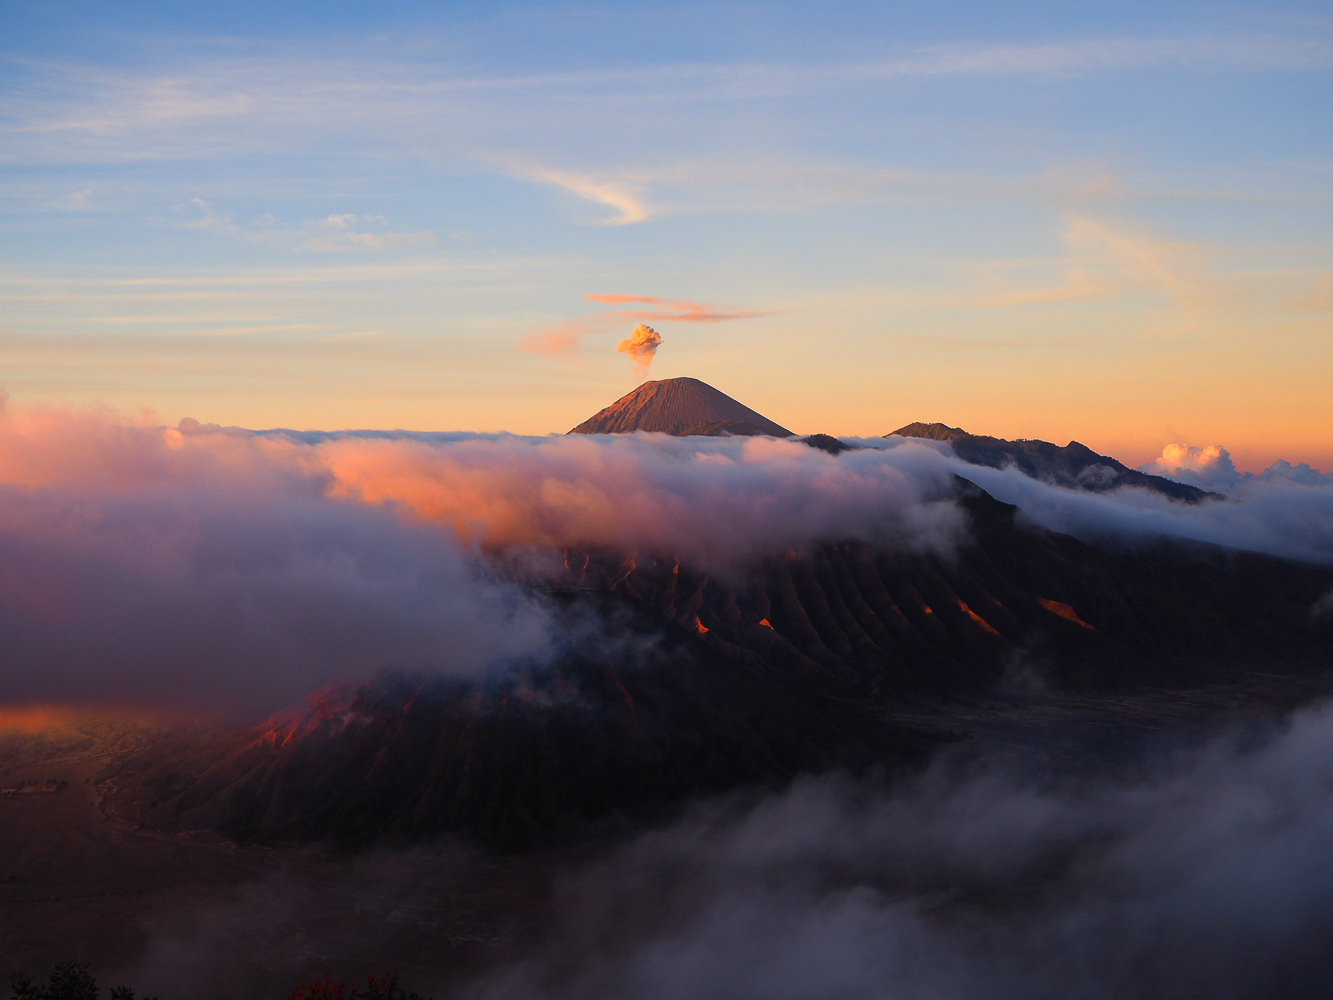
[300,432,962,565]
[3,396,1331,712]
[268,426,1333,570]
[863,436,1333,565]
[0,403,551,711]
[0,401,964,709]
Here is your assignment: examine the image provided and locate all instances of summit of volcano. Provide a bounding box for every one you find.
[569,376,793,437]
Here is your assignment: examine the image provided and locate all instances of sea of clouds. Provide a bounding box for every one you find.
[2,394,1331,709]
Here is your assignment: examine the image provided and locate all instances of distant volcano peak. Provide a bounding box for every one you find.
[569,377,793,437]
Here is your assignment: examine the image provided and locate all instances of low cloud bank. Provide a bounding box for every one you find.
[459,699,1333,1000]
[0,403,959,709]
[302,430,964,566]
[952,453,1333,566]
[843,437,1333,567]
[3,396,1332,707]
[0,404,551,711]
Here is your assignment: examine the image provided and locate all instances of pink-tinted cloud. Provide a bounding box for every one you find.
[518,293,764,356]
[0,404,553,712]
[583,293,764,323]
[0,403,965,710]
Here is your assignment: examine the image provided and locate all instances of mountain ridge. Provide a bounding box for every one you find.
[888,422,1211,502]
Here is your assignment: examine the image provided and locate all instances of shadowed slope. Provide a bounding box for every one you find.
[115,592,926,853]
[569,377,793,437]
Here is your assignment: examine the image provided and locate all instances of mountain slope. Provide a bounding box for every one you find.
[107,478,1333,853]
[114,592,928,852]
[569,377,793,436]
[889,422,1210,502]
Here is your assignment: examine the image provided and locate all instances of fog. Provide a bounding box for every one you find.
[847,436,1333,567]
[0,404,552,710]
[458,699,1333,1000]
[109,698,1333,1000]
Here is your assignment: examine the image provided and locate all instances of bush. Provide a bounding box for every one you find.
[8,961,155,1000]
[9,962,428,1000]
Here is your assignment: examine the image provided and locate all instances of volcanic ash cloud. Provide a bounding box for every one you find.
[616,324,662,376]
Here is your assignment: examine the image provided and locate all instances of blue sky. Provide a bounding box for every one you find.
[2,0,1330,467]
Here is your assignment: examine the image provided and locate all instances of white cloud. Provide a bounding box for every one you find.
[177,197,239,234]
[1140,444,1333,492]
[1140,443,1242,489]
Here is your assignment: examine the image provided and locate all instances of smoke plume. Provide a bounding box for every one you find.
[616,324,663,376]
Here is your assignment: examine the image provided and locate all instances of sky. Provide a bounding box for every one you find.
[1,0,1330,470]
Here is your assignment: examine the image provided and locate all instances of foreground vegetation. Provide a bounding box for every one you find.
[8,963,431,1000]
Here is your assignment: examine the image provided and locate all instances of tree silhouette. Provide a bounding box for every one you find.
[8,961,156,1000]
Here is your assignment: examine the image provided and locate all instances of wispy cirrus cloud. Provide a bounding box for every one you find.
[517,166,652,225]
[519,293,766,355]
[5,34,1329,191]
[5,33,1331,159]
[956,214,1333,338]
[293,213,436,253]
[865,34,1333,78]
[173,200,436,253]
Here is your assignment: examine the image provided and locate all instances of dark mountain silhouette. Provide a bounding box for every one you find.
[889,422,1210,502]
[799,433,858,455]
[107,477,1333,854]
[891,421,972,441]
[569,377,793,436]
